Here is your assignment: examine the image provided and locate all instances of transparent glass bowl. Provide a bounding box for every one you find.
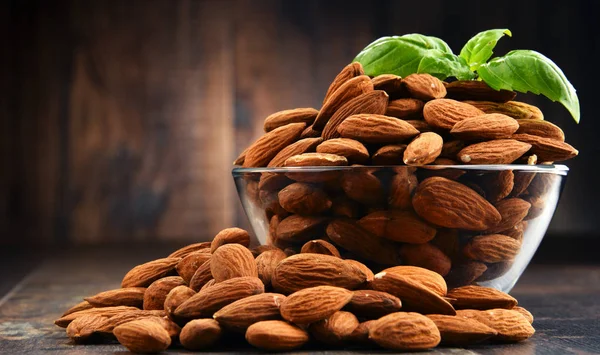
[232,165,568,292]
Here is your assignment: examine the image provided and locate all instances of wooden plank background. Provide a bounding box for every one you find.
[1,0,596,245]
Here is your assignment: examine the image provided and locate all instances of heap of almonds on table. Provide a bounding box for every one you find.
[233,62,577,287]
[56,228,535,353]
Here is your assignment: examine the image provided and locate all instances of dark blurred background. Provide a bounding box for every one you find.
[1,0,598,252]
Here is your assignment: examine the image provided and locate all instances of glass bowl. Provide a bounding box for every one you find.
[232,165,568,292]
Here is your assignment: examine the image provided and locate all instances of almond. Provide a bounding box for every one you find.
[388,168,418,209]
[444,261,488,289]
[176,251,211,284]
[486,198,531,233]
[164,286,196,318]
[372,74,403,97]
[214,293,286,331]
[447,285,518,310]
[168,242,212,258]
[500,221,527,242]
[430,228,460,259]
[278,183,332,215]
[380,265,447,297]
[446,80,516,102]
[66,314,107,342]
[511,133,578,161]
[513,306,534,324]
[456,308,535,342]
[62,301,93,317]
[233,148,247,166]
[284,152,348,167]
[314,75,374,129]
[359,210,436,244]
[255,248,287,287]
[337,114,419,144]
[121,257,181,288]
[210,244,258,282]
[345,259,375,283]
[280,286,353,324]
[55,306,139,328]
[85,287,146,308]
[326,219,401,265]
[263,108,318,132]
[386,98,424,119]
[406,119,434,132]
[276,215,329,244]
[200,278,217,290]
[403,132,443,165]
[516,119,565,141]
[371,144,407,165]
[341,169,386,206]
[321,90,389,140]
[300,124,322,139]
[399,243,451,276]
[477,170,515,202]
[476,260,514,282]
[189,260,212,291]
[511,171,536,197]
[344,290,402,319]
[465,100,543,120]
[243,122,306,167]
[309,311,359,345]
[210,227,251,253]
[300,239,341,258]
[246,320,309,351]
[331,195,361,218]
[413,177,501,231]
[451,113,519,140]
[143,276,186,311]
[403,73,447,101]
[458,139,531,164]
[369,312,441,350]
[371,272,455,315]
[180,319,222,350]
[463,234,521,263]
[423,99,484,130]
[174,276,264,319]
[420,158,466,180]
[272,253,367,294]
[347,320,376,345]
[267,137,323,167]
[322,62,365,105]
[426,314,497,345]
[316,138,369,164]
[114,319,171,353]
[95,309,167,335]
[440,139,465,159]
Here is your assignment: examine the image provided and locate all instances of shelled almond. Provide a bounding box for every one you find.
[56,230,535,353]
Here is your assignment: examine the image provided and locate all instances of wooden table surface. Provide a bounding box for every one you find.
[1,247,599,354]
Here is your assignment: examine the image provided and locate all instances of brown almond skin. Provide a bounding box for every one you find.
[315,75,374,130]
[456,308,535,342]
[114,319,171,353]
[446,80,516,102]
[275,215,329,244]
[337,114,420,144]
[180,319,222,350]
[255,248,287,287]
[210,227,251,253]
[388,168,418,210]
[143,276,186,310]
[300,239,341,258]
[359,210,436,244]
[272,253,367,294]
[280,286,353,324]
[369,312,441,350]
[189,259,212,291]
[168,242,212,258]
[121,257,181,288]
[403,132,443,166]
[300,124,322,139]
[403,73,447,101]
[341,169,386,206]
[95,309,167,335]
[412,177,501,231]
[284,152,348,167]
[213,293,286,331]
[246,320,310,351]
[55,306,140,328]
[426,314,498,345]
[513,306,534,324]
[486,198,531,233]
[440,139,465,159]
[347,320,377,345]
[451,113,519,140]
[309,311,359,345]
[176,251,211,284]
[322,62,365,106]
[345,259,375,283]
[278,183,332,215]
[463,234,522,263]
[465,100,543,120]
[516,119,565,141]
[174,276,264,319]
[399,243,452,276]
[62,301,93,317]
[381,265,447,297]
[445,261,488,289]
[423,99,484,130]
[243,122,306,167]
[447,285,518,310]
[85,287,146,308]
[511,133,578,161]
[263,108,318,132]
[344,290,402,319]
[371,144,407,165]
[66,314,107,343]
[210,244,258,282]
[372,74,403,97]
[316,138,369,164]
[164,286,196,318]
[386,98,424,119]
[267,137,323,167]
[458,139,532,164]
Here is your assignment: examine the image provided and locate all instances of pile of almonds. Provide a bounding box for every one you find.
[56,228,535,353]
[234,62,572,287]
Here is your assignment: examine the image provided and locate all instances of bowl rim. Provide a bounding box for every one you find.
[232,164,569,175]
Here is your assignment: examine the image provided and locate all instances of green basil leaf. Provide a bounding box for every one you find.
[417,50,476,80]
[478,50,580,123]
[353,34,453,77]
[460,29,512,70]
